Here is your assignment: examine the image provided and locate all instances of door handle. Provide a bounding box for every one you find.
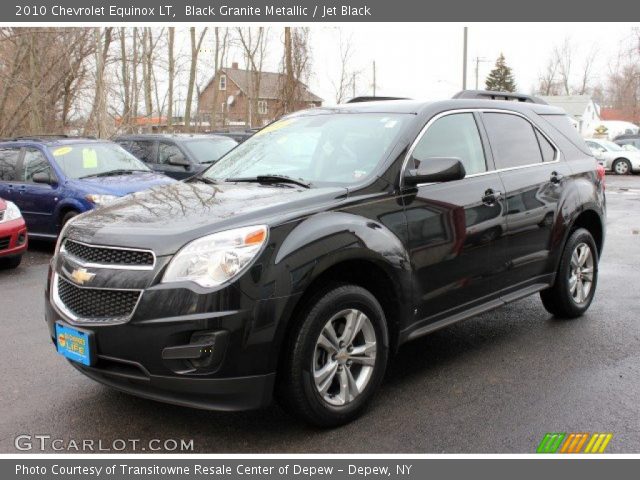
[482,188,503,206]
[550,171,564,184]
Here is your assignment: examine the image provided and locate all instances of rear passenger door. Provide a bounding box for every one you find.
[481,111,571,292]
[0,146,23,203]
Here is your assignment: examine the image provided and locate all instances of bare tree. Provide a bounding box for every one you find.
[236,27,268,127]
[537,55,561,96]
[184,27,208,129]
[331,30,357,103]
[167,27,175,129]
[84,27,113,137]
[210,27,229,129]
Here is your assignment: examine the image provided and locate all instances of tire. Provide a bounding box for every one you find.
[0,255,22,269]
[540,228,598,318]
[277,284,389,427]
[612,158,631,175]
[60,210,78,231]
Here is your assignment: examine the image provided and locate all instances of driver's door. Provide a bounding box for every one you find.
[403,111,508,327]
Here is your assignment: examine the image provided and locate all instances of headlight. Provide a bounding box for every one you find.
[0,201,22,223]
[162,225,268,288]
[86,194,118,205]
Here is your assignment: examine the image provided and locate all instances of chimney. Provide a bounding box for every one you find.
[231,62,239,69]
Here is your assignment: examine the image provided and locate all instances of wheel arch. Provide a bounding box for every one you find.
[570,208,604,256]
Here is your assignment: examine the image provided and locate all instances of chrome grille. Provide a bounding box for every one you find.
[63,239,154,268]
[54,275,141,323]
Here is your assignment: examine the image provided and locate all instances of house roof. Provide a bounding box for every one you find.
[206,67,323,103]
[538,95,594,117]
[600,107,640,125]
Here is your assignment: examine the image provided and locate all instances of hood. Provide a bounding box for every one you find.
[71,172,175,195]
[65,181,348,255]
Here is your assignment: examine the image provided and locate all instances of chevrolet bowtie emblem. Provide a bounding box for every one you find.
[70,268,95,285]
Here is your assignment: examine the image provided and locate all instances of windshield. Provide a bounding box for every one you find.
[49,142,150,179]
[183,138,238,164]
[203,113,409,186]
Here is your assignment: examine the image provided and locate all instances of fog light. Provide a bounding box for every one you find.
[162,330,228,373]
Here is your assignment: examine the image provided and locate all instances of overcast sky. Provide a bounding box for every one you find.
[168,23,639,110]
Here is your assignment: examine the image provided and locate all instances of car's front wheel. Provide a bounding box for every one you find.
[277,284,388,427]
[540,228,598,318]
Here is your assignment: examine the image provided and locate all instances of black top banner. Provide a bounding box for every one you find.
[5,0,640,22]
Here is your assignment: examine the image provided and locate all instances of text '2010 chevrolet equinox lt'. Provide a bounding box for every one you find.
[45,91,606,427]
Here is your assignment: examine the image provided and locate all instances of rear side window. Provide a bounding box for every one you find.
[412,113,487,175]
[122,140,156,163]
[483,113,542,169]
[536,130,556,162]
[541,114,591,154]
[0,147,21,181]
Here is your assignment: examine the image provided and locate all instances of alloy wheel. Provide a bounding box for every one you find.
[569,242,594,304]
[313,308,377,406]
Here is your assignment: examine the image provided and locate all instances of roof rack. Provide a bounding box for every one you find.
[346,96,410,103]
[452,90,548,105]
[1,134,98,142]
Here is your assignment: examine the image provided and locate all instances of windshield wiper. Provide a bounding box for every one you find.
[225,174,311,189]
[190,176,218,185]
[78,169,148,179]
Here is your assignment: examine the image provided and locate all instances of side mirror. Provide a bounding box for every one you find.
[404,157,466,186]
[32,171,53,184]
[168,153,190,167]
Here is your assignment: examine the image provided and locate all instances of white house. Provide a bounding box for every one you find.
[539,95,600,136]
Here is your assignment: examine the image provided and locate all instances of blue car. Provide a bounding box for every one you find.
[0,137,175,239]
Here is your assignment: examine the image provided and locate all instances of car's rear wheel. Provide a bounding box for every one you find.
[277,284,388,427]
[540,228,598,318]
[612,158,631,175]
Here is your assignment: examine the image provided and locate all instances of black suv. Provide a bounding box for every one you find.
[115,134,238,179]
[46,93,605,427]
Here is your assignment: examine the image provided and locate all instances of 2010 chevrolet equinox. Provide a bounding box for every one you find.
[45,92,606,427]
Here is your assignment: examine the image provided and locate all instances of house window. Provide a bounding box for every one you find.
[219,75,227,91]
[258,100,268,115]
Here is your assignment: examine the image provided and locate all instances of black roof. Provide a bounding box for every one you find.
[114,133,231,141]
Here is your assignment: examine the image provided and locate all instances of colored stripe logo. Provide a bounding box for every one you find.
[537,433,612,453]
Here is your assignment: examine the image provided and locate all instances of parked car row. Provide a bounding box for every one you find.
[586,138,640,175]
[0,133,241,255]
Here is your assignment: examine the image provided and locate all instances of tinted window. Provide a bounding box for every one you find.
[22,148,53,182]
[123,140,156,163]
[483,113,542,169]
[536,130,556,162]
[541,114,591,154]
[158,142,184,165]
[0,147,21,181]
[412,113,486,175]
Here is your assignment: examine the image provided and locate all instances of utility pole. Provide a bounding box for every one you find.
[462,27,468,90]
[352,73,356,98]
[372,60,377,97]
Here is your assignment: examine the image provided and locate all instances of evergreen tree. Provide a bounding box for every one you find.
[485,53,517,92]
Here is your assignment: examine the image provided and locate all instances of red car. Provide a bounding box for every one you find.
[0,198,27,269]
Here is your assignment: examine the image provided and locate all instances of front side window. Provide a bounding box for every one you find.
[183,138,238,164]
[0,147,21,181]
[124,140,156,163]
[482,113,543,169]
[22,148,53,182]
[48,142,150,179]
[412,113,487,175]
[158,142,185,165]
[203,113,409,186]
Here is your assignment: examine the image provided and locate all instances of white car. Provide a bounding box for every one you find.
[585,139,640,175]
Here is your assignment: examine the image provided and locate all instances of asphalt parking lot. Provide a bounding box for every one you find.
[1,174,639,453]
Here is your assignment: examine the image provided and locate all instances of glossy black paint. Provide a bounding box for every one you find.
[45,98,606,411]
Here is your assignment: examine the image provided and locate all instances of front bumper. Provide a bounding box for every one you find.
[0,218,28,258]
[45,257,298,411]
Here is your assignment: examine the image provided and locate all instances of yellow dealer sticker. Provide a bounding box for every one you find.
[82,148,98,168]
[52,146,72,157]
[255,118,297,136]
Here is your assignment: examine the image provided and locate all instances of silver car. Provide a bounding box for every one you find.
[586,138,640,175]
